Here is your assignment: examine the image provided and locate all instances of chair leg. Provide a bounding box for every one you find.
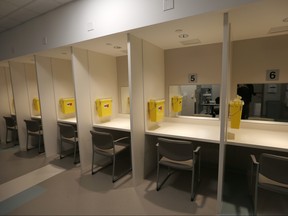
[157,166,174,191]
[60,140,64,159]
[26,133,29,151]
[253,186,258,216]
[38,135,41,153]
[111,152,132,183]
[191,169,195,201]
[112,154,116,182]
[73,142,78,164]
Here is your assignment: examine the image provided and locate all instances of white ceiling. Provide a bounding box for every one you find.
[0,0,75,33]
[2,0,288,63]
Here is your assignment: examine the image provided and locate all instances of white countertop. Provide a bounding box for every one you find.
[93,116,130,132]
[227,127,288,152]
[57,117,77,124]
[146,121,220,143]
[145,118,288,152]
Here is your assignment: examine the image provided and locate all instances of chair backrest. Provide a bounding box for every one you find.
[90,130,113,150]
[58,123,76,139]
[158,137,193,161]
[259,153,288,185]
[24,119,41,132]
[4,116,17,128]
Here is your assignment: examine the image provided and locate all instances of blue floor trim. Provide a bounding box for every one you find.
[0,185,45,215]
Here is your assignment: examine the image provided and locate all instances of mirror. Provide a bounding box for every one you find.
[237,83,288,122]
[120,86,130,114]
[169,84,220,118]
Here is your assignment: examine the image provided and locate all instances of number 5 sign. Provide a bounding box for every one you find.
[266,69,279,81]
[188,73,197,83]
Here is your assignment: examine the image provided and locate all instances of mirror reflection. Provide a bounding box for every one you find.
[169,84,220,118]
[120,86,130,114]
[237,83,288,122]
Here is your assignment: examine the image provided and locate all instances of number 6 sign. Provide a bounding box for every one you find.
[266,69,279,81]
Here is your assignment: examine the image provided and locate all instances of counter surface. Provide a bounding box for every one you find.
[145,119,288,152]
[228,127,288,152]
[93,116,130,132]
[57,117,77,124]
[146,121,220,143]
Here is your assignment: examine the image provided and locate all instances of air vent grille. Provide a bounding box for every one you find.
[180,39,201,46]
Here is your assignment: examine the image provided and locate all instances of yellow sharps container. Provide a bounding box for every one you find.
[229,96,244,129]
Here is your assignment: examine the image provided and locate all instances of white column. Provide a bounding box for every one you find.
[217,12,231,213]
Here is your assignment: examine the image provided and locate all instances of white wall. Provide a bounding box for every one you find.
[0,0,256,61]
[51,58,75,119]
[25,63,40,116]
[88,51,119,123]
[143,40,165,130]
[117,56,129,113]
[231,34,288,98]
[0,66,13,143]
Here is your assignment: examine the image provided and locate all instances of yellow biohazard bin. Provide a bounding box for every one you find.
[229,96,244,129]
[171,96,183,113]
[148,99,165,122]
[96,98,112,117]
[33,98,40,112]
[59,98,75,114]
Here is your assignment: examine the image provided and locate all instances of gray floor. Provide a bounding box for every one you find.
[0,143,287,215]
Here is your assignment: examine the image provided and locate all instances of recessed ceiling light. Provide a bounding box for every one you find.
[283,17,288,22]
[61,52,67,55]
[106,43,112,46]
[114,46,122,49]
[178,34,189,38]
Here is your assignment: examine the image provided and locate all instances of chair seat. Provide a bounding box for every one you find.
[159,157,193,170]
[95,144,126,156]
[259,174,288,189]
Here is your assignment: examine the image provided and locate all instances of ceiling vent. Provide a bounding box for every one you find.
[268,25,288,34]
[180,39,201,46]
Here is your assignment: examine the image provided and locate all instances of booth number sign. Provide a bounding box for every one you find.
[189,73,197,83]
[266,69,279,81]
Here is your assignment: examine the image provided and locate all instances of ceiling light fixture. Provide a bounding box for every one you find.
[178,33,189,38]
[113,46,122,49]
[175,29,183,33]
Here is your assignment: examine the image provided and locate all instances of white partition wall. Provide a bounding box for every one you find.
[35,55,58,157]
[128,34,146,185]
[71,47,92,172]
[9,62,32,151]
[142,40,165,175]
[0,66,13,143]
